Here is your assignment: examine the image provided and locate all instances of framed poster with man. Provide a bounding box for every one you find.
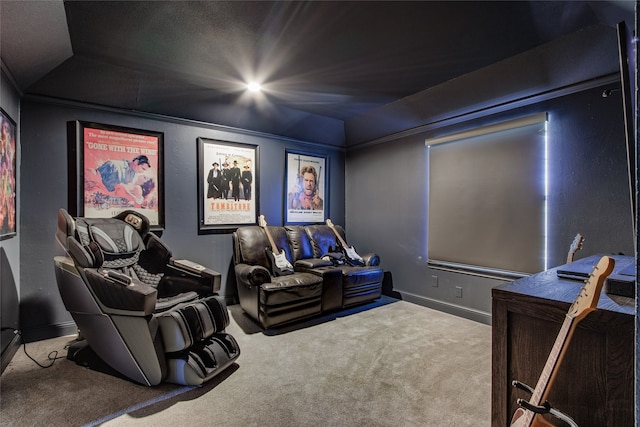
[285,150,327,224]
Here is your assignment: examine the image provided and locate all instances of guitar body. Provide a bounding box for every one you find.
[264,248,294,276]
[326,219,365,266]
[259,214,294,276]
[511,408,555,427]
[337,243,365,266]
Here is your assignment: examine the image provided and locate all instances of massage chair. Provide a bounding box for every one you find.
[53,208,240,386]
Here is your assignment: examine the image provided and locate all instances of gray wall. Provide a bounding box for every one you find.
[18,98,345,341]
[0,69,21,331]
[344,25,634,324]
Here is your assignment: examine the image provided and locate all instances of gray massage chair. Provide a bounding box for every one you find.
[53,208,240,386]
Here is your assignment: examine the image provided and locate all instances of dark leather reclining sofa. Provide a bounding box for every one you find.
[232,223,384,328]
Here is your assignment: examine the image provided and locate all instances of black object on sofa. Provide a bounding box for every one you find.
[232,223,383,329]
[54,208,240,386]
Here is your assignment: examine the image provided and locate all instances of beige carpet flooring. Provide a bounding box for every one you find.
[0,296,491,426]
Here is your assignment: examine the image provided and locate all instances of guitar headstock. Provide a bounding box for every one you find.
[566,233,584,264]
[569,233,584,255]
[258,214,267,228]
[568,255,614,321]
[326,218,334,228]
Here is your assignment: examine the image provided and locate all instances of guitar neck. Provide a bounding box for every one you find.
[328,224,349,248]
[521,315,577,425]
[511,255,611,427]
[260,225,279,252]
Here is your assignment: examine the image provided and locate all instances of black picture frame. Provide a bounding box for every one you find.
[0,108,17,240]
[197,137,259,234]
[284,150,328,224]
[67,120,165,230]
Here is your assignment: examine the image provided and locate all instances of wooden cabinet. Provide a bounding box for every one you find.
[491,255,634,426]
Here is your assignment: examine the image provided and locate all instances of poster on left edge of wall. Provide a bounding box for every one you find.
[0,108,17,240]
[67,121,165,231]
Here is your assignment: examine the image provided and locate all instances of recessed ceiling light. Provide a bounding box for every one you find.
[247,82,261,92]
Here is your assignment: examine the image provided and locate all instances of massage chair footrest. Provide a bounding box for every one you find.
[157,295,230,352]
[164,333,241,385]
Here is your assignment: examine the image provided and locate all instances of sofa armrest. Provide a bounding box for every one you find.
[361,253,380,267]
[235,263,272,287]
[294,258,333,269]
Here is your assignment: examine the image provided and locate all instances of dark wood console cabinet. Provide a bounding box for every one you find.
[491,255,634,426]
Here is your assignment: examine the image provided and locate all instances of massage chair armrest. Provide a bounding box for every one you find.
[164,258,222,295]
[361,253,380,267]
[234,263,272,287]
[85,269,157,315]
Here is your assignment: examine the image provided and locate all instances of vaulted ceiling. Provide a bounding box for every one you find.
[0,1,634,143]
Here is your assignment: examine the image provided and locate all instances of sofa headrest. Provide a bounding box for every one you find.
[235,225,297,268]
[285,226,314,260]
[234,226,271,268]
[305,224,343,257]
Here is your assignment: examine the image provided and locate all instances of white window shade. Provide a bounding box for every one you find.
[427,113,547,278]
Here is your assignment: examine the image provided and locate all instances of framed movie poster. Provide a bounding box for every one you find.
[67,121,165,230]
[285,150,327,224]
[197,138,259,233]
[0,108,17,240]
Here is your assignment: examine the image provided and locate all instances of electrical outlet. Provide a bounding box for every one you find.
[455,286,463,298]
[431,275,439,287]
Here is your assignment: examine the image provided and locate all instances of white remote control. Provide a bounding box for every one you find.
[174,259,206,273]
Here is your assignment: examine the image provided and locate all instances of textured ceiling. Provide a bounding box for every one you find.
[0,1,634,140]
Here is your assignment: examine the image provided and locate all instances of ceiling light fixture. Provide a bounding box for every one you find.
[247,82,262,92]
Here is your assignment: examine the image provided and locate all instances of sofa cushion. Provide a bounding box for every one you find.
[339,266,384,289]
[259,273,323,328]
[259,273,323,306]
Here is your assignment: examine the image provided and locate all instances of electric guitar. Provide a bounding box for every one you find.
[326,219,364,266]
[566,233,584,264]
[510,255,615,427]
[258,215,294,276]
